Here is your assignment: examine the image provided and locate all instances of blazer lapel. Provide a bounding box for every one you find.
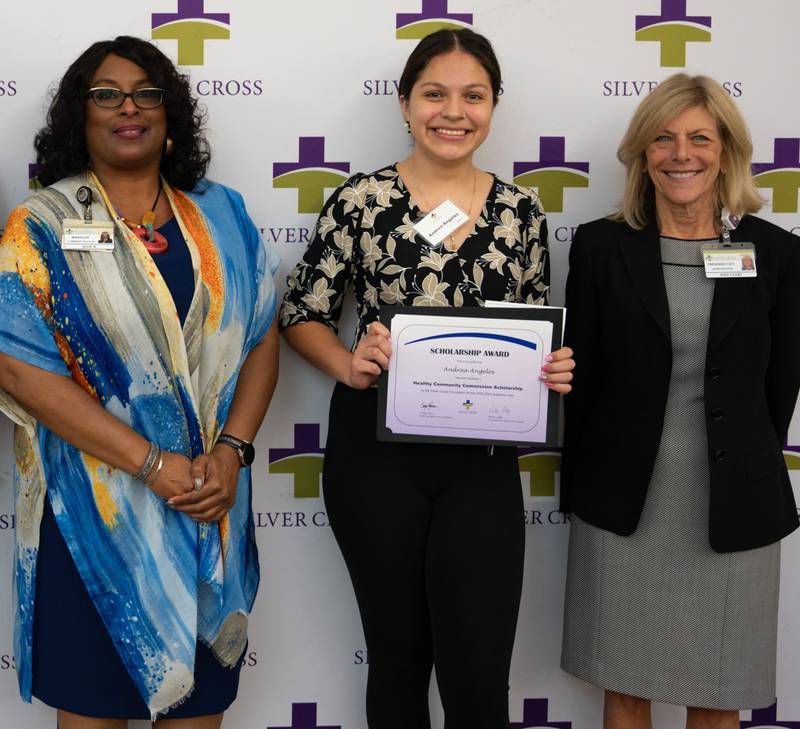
[619,218,671,342]
[707,220,757,352]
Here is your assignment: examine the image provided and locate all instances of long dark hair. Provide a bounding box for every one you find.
[398,28,502,105]
[34,36,210,189]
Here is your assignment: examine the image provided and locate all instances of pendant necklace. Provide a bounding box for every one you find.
[411,168,477,251]
[118,179,168,254]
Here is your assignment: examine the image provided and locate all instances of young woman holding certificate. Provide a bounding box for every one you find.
[280,28,574,729]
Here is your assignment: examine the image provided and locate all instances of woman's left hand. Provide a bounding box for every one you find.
[167,445,241,522]
[540,346,575,394]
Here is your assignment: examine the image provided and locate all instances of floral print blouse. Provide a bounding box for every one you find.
[279,165,549,348]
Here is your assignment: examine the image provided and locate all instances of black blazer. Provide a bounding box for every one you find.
[561,214,800,552]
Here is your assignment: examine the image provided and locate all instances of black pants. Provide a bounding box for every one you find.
[323,383,525,729]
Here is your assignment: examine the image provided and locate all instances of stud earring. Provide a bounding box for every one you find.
[404,119,411,134]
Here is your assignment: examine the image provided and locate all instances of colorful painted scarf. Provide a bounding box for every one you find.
[0,172,278,717]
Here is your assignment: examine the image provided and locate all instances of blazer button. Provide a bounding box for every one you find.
[713,449,726,462]
[710,408,724,421]
[707,367,721,380]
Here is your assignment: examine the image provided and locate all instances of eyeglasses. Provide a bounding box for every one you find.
[87,87,165,109]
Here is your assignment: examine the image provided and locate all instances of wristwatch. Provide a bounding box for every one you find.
[216,434,255,467]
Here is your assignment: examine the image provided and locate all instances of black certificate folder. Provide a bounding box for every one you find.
[377,305,564,447]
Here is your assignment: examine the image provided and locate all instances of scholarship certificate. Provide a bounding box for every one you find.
[377,306,563,446]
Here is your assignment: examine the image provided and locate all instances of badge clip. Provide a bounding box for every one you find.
[720,207,741,245]
[76,186,94,224]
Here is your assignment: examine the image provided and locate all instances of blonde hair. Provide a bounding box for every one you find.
[612,73,763,229]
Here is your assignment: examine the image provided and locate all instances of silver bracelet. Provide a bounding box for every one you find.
[134,442,159,482]
[144,451,164,485]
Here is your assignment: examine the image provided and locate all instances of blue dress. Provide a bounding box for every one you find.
[31,219,244,719]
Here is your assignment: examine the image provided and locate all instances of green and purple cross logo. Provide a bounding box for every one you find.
[396,0,473,40]
[28,163,43,190]
[517,448,561,498]
[268,424,325,499]
[753,138,800,214]
[740,701,800,728]
[151,0,230,66]
[513,137,589,214]
[268,703,341,729]
[511,698,572,728]
[783,443,800,474]
[635,0,711,67]
[273,137,350,215]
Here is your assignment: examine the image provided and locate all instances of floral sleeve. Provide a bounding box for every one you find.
[518,190,550,305]
[279,175,363,333]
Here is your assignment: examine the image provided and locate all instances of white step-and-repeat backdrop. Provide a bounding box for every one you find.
[1,1,800,727]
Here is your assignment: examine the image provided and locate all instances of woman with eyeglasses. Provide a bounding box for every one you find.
[0,36,279,728]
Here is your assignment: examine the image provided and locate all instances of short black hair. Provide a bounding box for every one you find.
[34,35,210,190]
[398,28,502,105]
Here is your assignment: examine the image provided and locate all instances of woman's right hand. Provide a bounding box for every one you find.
[146,452,196,501]
[348,321,392,390]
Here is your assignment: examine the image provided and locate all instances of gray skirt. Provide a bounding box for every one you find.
[561,238,781,710]
[561,514,779,710]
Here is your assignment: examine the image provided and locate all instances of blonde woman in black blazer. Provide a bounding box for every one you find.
[560,74,800,729]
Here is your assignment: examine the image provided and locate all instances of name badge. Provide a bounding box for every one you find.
[701,242,756,278]
[61,219,115,252]
[412,199,469,246]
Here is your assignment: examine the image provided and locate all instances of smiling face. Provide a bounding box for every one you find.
[400,49,494,164]
[85,53,167,175]
[645,104,724,217]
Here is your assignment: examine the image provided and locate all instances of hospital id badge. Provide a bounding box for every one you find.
[412,199,469,246]
[701,242,756,278]
[61,219,115,252]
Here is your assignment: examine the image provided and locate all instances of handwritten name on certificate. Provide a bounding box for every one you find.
[384,313,552,444]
